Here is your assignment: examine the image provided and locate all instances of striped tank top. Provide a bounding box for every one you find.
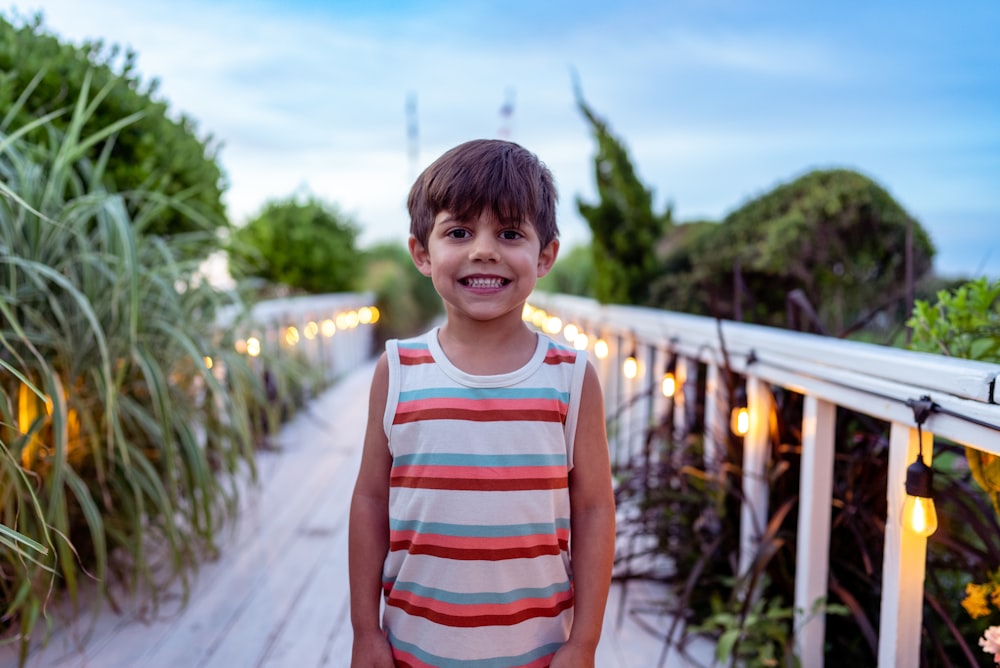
[381,328,588,668]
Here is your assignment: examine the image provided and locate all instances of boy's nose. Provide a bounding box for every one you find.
[469,235,500,261]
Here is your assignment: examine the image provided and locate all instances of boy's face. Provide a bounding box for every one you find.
[409,209,558,325]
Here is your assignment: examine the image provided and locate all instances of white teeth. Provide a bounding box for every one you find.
[464,277,505,288]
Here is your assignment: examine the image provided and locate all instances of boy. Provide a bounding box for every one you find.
[349,139,615,667]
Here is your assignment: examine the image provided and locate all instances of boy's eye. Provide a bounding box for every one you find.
[446,228,470,239]
[499,229,522,240]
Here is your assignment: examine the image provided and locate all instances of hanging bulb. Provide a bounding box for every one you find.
[661,356,677,398]
[594,338,609,360]
[661,371,676,398]
[622,351,638,379]
[730,386,749,436]
[902,454,937,537]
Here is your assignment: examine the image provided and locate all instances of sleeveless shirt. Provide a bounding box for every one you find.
[381,328,588,668]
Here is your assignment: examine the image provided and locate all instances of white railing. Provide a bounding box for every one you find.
[527,292,1000,667]
[217,292,378,379]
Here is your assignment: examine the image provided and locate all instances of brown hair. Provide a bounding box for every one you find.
[407,139,558,249]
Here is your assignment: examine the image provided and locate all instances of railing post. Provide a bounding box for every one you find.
[795,396,836,667]
[878,422,932,667]
[703,363,725,475]
[739,376,774,576]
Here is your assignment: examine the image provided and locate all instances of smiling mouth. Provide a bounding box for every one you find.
[460,276,510,288]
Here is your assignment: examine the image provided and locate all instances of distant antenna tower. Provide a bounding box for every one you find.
[498,87,515,139]
[406,91,419,181]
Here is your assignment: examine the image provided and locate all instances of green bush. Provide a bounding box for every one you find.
[0,12,228,243]
[0,74,279,662]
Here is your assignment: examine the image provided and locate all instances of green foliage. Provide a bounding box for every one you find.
[536,243,594,297]
[0,12,227,243]
[693,588,848,668]
[361,241,441,344]
[575,91,672,305]
[909,278,1000,516]
[228,195,362,294]
[907,278,1000,361]
[653,169,935,333]
[0,80,292,659]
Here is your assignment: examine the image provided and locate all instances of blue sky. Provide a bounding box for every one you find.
[7,0,1000,278]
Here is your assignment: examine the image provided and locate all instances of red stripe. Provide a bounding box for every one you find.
[390,476,567,491]
[399,349,434,366]
[389,542,567,560]
[388,595,574,628]
[393,408,564,425]
[543,352,576,365]
[396,396,568,414]
[388,530,569,551]
[388,588,572,619]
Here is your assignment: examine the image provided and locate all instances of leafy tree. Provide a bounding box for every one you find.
[652,169,935,334]
[536,243,593,297]
[575,91,673,305]
[228,195,362,294]
[0,12,227,242]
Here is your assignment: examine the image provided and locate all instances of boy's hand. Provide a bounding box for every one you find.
[550,640,595,668]
[351,633,395,667]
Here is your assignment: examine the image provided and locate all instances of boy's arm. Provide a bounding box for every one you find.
[554,362,616,667]
[349,354,395,666]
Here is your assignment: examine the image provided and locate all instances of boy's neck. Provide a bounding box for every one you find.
[437,316,538,375]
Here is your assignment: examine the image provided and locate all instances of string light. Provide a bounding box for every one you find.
[902,396,937,537]
[661,356,676,398]
[622,349,639,380]
[730,386,749,436]
[594,338,609,360]
[246,337,261,357]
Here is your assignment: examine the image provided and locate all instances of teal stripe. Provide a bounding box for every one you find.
[389,518,570,537]
[398,386,569,402]
[393,453,565,467]
[398,342,430,350]
[391,579,571,605]
[387,630,562,668]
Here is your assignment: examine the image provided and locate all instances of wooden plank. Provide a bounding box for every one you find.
[794,396,836,667]
[257,495,353,667]
[216,434,363,668]
[739,376,774,577]
[878,422,932,666]
[192,463,355,667]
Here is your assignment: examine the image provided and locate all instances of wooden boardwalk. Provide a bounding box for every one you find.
[1,363,708,668]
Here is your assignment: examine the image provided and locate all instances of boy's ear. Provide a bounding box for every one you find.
[408,235,433,277]
[536,239,559,277]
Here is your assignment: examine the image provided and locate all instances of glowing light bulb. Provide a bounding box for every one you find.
[902,455,937,537]
[731,406,749,436]
[594,339,609,360]
[623,355,638,380]
[902,495,937,537]
[661,372,676,398]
